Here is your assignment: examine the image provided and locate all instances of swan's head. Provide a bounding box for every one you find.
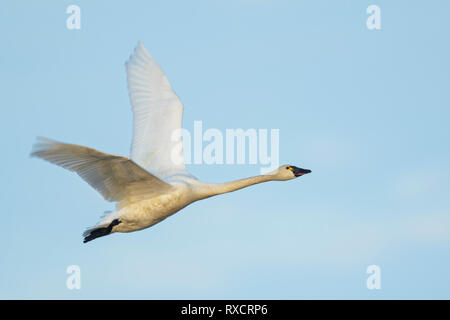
[271,165,311,180]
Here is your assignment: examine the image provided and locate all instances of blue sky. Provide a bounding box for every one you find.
[1,0,449,299]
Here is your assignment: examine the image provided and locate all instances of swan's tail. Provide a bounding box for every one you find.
[83,219,121,243]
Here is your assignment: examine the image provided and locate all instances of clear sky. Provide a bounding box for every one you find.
[1,0,449,299]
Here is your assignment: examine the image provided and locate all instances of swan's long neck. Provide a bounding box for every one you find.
[196,174,275,200]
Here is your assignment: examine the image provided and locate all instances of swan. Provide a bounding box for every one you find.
[31,42,311,243]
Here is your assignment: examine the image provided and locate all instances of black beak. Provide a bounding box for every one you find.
[292,166,311,177]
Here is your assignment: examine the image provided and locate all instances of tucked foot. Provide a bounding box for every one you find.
[83,219,121,243]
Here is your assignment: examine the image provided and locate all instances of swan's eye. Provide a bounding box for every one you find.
[286,167,289,169]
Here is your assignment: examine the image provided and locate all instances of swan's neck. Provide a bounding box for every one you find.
[195,174,275,200]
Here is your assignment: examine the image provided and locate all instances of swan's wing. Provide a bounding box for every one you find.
[31,137,173,203]
[126,42,194,181]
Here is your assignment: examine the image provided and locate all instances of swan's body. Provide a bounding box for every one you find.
[31,42,310,243]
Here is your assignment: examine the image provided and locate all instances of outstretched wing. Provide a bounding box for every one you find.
[31,137,173,203]
[125,42,194,181]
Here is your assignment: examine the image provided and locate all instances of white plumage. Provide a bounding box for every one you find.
[31,42,310,243]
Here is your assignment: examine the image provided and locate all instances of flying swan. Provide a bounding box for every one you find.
[31,42,311,243]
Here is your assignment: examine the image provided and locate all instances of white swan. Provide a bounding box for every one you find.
[31,42,311,243]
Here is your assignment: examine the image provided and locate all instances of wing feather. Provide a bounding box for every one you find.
[125,42,194,181]
[31,137,173,202]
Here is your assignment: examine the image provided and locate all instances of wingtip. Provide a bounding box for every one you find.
[135,40,144,52]
[126,41,153,68]
[30,136,51,158]
[135,41,151,57]
[125,41,147,65]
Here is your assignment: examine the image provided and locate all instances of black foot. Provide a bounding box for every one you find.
[83,219,121,243]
